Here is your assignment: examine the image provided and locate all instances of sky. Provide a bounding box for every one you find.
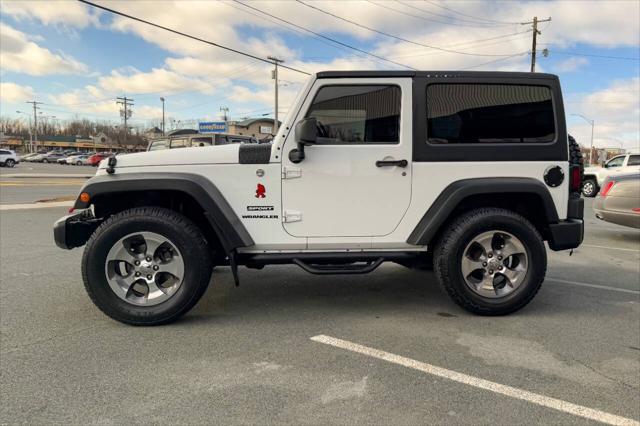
[0,0,638,150]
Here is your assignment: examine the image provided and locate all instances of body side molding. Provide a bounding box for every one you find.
[74,172,254,252]
[407,177,560,246]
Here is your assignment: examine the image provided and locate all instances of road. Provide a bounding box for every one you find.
[1,163,639,425]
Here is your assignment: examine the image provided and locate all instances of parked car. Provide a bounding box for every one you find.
[0,149,19,167]
[593,173,640,229]
[582,152,640,197]
[66,154,91,165]
[20,153,40,162]
[40,152,67,163]
[55,70,584,325]
[87,152,112,166]
[147,133,258,151]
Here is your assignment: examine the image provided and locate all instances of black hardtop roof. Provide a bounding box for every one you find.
[316,70,558,80]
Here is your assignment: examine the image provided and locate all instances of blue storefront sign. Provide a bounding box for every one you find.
[199,121,227,133]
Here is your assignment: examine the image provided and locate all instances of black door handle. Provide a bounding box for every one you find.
[376,159,408,168]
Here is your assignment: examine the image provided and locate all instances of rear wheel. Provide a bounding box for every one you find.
[42,158,49,163]
[76,161,83,166]
[434,208,546,315]
[5,159,15,168]
[582,178,598,197]
[82,207,213,325]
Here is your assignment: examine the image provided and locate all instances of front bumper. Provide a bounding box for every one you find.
[53,209,102,249]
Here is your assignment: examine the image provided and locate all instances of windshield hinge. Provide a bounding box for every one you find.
[282,166,302,179]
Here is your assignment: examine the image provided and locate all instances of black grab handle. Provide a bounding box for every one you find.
[375,159,408,168]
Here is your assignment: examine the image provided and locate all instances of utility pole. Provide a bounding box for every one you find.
[160,97,165,135]
[220,106,229,122]
[521,16,551,72]
[26,100,43,152]
[267,56,284,135]
[116,96,134,147]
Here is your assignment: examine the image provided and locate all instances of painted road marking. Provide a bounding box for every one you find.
[0,201,73,211]
[548,278,640,295]
[582,244,640,253]
[311,335,640,426]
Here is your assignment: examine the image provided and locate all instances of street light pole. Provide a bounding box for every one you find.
[160,97,165,135]
[571,113,595,165]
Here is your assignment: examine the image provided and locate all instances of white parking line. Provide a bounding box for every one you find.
[0,201,73,211]
[548,278,640,295]
[311,335,640,426]
[582,244,640,253]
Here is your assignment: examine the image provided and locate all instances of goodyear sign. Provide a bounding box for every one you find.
[199,121,227,133]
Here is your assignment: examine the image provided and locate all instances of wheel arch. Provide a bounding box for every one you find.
[74,173,254,254]
[407,178,560,246]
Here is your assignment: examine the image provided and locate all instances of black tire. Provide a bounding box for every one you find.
[76,161,82,166]
[82,207,213,325]
[433,208,546,316]
[5,159,15,168]
[581,178,598,197]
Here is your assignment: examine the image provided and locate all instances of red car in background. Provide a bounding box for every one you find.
[87,152,112,167]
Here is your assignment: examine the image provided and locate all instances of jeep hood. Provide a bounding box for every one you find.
[99,144,248,169]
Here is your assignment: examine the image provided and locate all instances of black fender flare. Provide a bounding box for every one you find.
[74,172,254,252]
[407,177,559,246]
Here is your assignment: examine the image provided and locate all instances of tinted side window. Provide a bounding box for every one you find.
[427,84,555,144]
[0,150,8,155]
[605,156,625,168]
[170,138,188,149]
[627,155,640,166]
[190,137,213,147]
[305,85,401,144]
[149,140,167,151]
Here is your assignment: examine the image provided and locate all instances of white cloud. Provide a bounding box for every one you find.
[0,82,35,103]
[97,68,213,95]
[0,23,88,76]
[567,77,640,151]
[553,57,589,72]
[0,0,99,28]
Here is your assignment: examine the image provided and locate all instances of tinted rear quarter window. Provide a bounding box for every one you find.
[427,84,555,144]
[627,155,640,166]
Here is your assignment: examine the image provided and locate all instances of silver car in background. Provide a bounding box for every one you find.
[593,173,640,229]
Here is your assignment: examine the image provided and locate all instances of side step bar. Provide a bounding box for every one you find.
[241,251,421,275]
[293,258,384,275]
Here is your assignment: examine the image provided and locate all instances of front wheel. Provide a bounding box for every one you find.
[82,207,213,325]
[76,161,83,166]
[582,178,598,197]
[42,159,49,163]
[5,159,15,168]
[433,208,546,316]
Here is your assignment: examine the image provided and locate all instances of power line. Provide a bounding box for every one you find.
[422,0,521,26]
[297,0,523,57]
[367,0,509,28]
[78,0,310,75]
[545,50,640,61]
[462,52,529,70]
[397,0,512,27]
[232,0,416,70]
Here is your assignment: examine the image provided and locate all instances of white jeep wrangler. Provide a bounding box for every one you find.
[54,71,584,325]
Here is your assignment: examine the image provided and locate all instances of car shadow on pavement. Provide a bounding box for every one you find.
[176,264,565,326]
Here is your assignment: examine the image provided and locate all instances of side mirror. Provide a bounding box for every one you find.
[289,117,318,163]
[295,117,317,145]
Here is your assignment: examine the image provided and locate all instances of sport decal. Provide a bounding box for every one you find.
[255,183,266,198]
[247,206,274,211]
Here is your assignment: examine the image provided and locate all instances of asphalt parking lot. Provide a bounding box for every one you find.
[1,163,639,425]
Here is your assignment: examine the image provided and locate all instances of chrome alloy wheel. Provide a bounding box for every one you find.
[104,231,185,306]
[461,230,528,299]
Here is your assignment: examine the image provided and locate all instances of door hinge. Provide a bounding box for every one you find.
[283,210,302,223]
[282,166,302,179]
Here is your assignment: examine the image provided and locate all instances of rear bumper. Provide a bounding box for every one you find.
[53,209,102,249]
[548,219,584,251]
